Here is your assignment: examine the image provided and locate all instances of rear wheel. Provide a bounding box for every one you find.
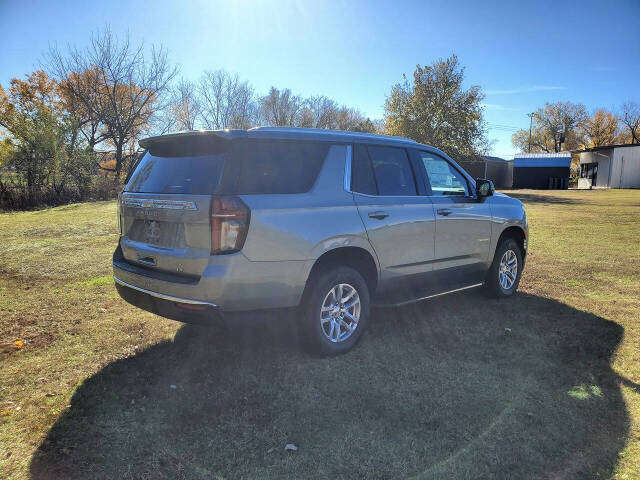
[302,266,370,356]
[485,238,523,297]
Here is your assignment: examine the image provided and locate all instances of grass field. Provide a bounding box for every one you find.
[1,190,639,479]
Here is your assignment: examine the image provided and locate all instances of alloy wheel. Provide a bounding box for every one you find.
[499,249,518,290]
[320,283,361,343]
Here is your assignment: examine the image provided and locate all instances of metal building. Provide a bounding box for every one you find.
[512,153,571,189]
[576,144,640,189]
[457,156,513,189]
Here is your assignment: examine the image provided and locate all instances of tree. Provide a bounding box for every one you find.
[295,95,376,132]
[47,28,178,179]
[0,71,93,206]
[166,78,201,131]
[0,137,12,167]
[383,55,488,160]
[334,106,369,131]
[352,117,379,134]
[581,109,622,147]
[259,87,303,126]
[199,70,254,129]
[619,101,640,144]
[297,96,339,129]
[59,67,107,150]
[512,101,588,153]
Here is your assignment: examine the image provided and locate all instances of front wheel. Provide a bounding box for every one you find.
[301,266,370,356]
[485,238,523,297]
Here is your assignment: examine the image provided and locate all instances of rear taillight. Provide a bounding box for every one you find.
[211,196,250,255]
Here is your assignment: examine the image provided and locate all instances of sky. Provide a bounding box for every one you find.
[1,0,639,158]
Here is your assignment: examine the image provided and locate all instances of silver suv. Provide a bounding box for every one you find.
[114,127,528,355]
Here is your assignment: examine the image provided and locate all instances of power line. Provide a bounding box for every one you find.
[487,123,522,128]
[486,123,523,132]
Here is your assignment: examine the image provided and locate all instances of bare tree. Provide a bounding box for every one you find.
[298,96,339,129]
[259,87,303,126]
[47,28,178,179]
[59,68,107,150]
[199,70,254,129]
[163,78,201,131]
[295,95,376,132]
[620,101,640,144]
[335,106,368,131]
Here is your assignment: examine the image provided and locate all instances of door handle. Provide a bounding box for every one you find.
[437,208,452,216]
[368,211,389,220]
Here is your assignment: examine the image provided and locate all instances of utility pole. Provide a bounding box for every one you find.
[527,113,535,153]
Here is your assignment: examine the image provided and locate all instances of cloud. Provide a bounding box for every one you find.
[481,103,517,111]
[485,85,567,95]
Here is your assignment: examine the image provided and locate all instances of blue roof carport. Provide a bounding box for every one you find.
[512,153,571,189]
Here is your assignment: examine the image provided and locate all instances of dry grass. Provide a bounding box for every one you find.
[1,189,639,479]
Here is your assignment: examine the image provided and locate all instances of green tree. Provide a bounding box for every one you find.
[384,55,488,160]
[0,71,94,206]
[512,101,588,153]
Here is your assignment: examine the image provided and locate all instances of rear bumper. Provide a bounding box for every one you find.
[112,243,307,314]
[114,276,217,307]
[114,277,222,324]
[114,277,296,326]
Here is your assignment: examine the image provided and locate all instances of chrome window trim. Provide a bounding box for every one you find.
[345,144,422,198]
[114,276,217,307]
[351,191,428,200]
[344,144,352,192]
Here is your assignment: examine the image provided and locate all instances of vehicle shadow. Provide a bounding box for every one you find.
[504,192,581,205]
[30,291,628,479]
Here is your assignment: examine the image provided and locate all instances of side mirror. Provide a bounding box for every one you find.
[475,178,494,199]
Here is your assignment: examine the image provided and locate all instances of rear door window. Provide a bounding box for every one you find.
[367,146,417,196]
[351,145,377,195]
[235,140,329,194]
[126,152,227,194]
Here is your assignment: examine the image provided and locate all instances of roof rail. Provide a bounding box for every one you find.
[248,126,418,144]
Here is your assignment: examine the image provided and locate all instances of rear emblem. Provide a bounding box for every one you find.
[145,220,161,243]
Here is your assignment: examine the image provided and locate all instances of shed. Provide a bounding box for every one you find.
[575,144,640,189]
[512,153,571,189]
[457,156,513,189]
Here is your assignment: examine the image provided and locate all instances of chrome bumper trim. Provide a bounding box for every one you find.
[114,276,218,307]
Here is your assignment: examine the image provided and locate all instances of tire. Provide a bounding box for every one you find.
[485,238,523,298]
[301,265,370,356]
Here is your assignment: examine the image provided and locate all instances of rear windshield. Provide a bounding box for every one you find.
[125,152,227,194]
[125,139,330,195]
[235,140,329,194]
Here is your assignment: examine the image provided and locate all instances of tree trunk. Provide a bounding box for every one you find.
[114,142,123,182]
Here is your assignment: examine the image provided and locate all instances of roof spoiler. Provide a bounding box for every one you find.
[139,130,247,157]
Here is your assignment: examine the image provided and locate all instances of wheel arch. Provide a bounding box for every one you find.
[496,225,527,257]
[303,246,379,299]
